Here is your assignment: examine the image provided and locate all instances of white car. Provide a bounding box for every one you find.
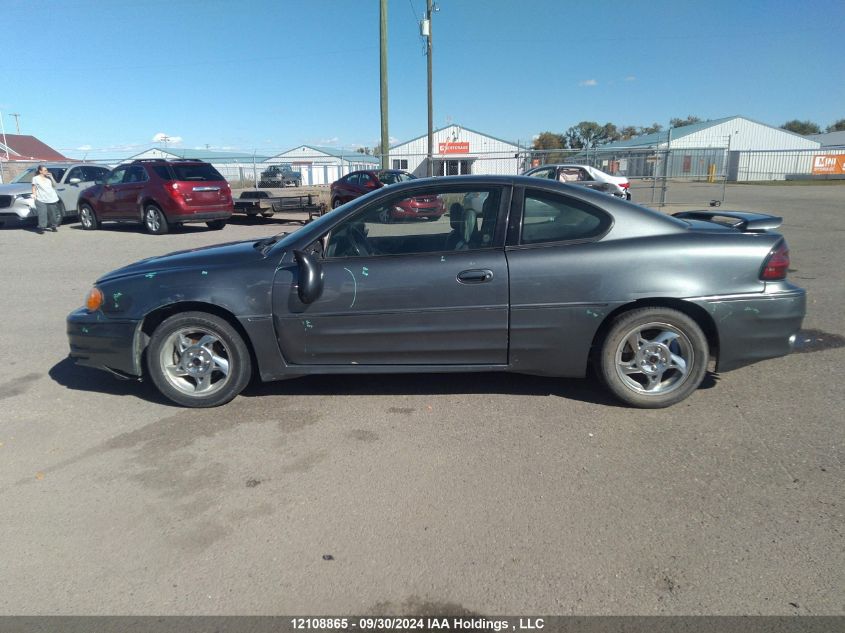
[523,164,631,200]
[0,163,111,228]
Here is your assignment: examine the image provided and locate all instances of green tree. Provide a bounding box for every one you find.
[532,131,568,163]
[780,120,821,135]
[670,115,702,128]
[826,119,845,132]
[565,121,607,149]
[620,126,639,140]
[640,123,663,135]
[602,122,622,143]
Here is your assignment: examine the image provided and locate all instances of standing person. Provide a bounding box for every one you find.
[32,165,61,233]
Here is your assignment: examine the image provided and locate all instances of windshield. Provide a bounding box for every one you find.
[377,171,415,185]
[13,167,67,183]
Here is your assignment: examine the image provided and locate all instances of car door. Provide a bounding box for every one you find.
[115,165,148,218]
[273,183,511,366]
[555,166,612,194]
[97,166,128,219]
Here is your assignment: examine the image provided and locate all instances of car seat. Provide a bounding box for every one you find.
[445,203,477,250]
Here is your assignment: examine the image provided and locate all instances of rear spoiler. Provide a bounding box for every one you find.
[672,210,783,232]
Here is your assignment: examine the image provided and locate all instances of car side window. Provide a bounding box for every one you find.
[325,188,502,258]
[106,168,127,185]
[345,174,359,186]
[123,165,148,183]
[358,173,373,188]
[528,167,554,179]
[521,189,611,245]
[65,167,84,182]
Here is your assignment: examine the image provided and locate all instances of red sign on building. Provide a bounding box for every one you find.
[438,141,470,154]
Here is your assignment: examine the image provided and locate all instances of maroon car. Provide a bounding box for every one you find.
[77,159,233,235]
[331,170,445,222]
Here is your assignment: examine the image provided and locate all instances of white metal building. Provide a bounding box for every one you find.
[126,148,271,182]
[264,146,379,186]
[389,124,522,176]
[599,116,822,180]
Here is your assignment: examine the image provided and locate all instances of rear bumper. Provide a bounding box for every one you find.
[166,208,233,223]
[66,308,144,377]
[691,285,806,372]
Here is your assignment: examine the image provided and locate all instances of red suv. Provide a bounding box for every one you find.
[77,159,233,234]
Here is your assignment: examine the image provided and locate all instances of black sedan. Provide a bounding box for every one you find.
[66,176,805,408]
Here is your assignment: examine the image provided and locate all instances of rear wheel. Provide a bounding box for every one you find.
[146,312,252,408]
[206,219,227,230]
[331,198,343,209]
[79,203,99,230]
[144,204,169,235]
[598,307,708,408]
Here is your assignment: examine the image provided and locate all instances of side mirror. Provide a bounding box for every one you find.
[68,177,81,185]
[294,249,324,304]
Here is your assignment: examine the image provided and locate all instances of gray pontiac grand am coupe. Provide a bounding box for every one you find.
[66,175,805,409]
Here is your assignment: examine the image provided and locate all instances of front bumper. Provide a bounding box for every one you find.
[691,285,806,372]
[0,209,36,229]
[66,308,144,377]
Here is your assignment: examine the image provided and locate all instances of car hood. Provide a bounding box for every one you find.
[97,238,272,283]
[0,183,30,195]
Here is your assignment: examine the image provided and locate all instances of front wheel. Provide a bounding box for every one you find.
[146,312,252,408]
[206,219,227,230]
[78,203,99,230]
[331,198,343,209]
[144,204,169,234]
[598,307,709,408]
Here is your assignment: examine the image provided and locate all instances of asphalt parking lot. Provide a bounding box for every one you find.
[0,183,842,615]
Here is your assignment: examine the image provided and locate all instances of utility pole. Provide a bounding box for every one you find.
[379,0,389,170]
[423,0,435,177]
[9,113,21,134]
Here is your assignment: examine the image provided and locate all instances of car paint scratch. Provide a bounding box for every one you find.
[343,267,358,308]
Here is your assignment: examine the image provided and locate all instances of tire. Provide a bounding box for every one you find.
[146,311,252,408]
[331,198,343,209]
[144,204,169,235]
[78,203,99,230]
[598,307,708,408]
[206,219,227,230]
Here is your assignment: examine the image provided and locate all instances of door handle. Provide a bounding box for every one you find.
[457,269,494,284]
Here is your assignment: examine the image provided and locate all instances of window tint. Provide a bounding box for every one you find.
[81,166,109,181]
[521,189,611,245]
[106,168,127,185]
[377,171,414,185]
[124,165,147,183]
[169,163,224,182]
[325,188,501,258]
[152,165,172,179]
[345,173,360,186]
[358,173,374,188]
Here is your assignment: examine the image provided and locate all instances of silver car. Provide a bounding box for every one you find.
[0,163,111,228]
[524,164,632,200]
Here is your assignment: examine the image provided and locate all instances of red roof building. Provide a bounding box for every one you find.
[0,134,68,161]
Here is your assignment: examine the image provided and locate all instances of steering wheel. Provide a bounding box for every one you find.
[346,225,371,257]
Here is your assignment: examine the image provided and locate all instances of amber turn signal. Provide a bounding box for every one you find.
[85,288,104,312]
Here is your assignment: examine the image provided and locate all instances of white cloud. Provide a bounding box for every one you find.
[76,144,93,151]
[579,79,598,87]
[317,137,340,146]
[152,132,183,144]
[625,75,637,82]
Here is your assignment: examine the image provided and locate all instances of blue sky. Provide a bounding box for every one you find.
[2,0,843,159]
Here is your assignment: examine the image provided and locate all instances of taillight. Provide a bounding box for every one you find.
[620,182,630,189]
[166,182,182,199]
[761,241,790,280]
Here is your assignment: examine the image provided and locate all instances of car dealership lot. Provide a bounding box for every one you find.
[0,185,842,615]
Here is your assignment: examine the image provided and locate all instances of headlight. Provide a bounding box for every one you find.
[85,288,104,312]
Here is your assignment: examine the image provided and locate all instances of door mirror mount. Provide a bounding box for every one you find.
[294,249,324,304]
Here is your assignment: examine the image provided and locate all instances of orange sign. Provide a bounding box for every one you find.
[438,141,469,154]
[812,154,845,175]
